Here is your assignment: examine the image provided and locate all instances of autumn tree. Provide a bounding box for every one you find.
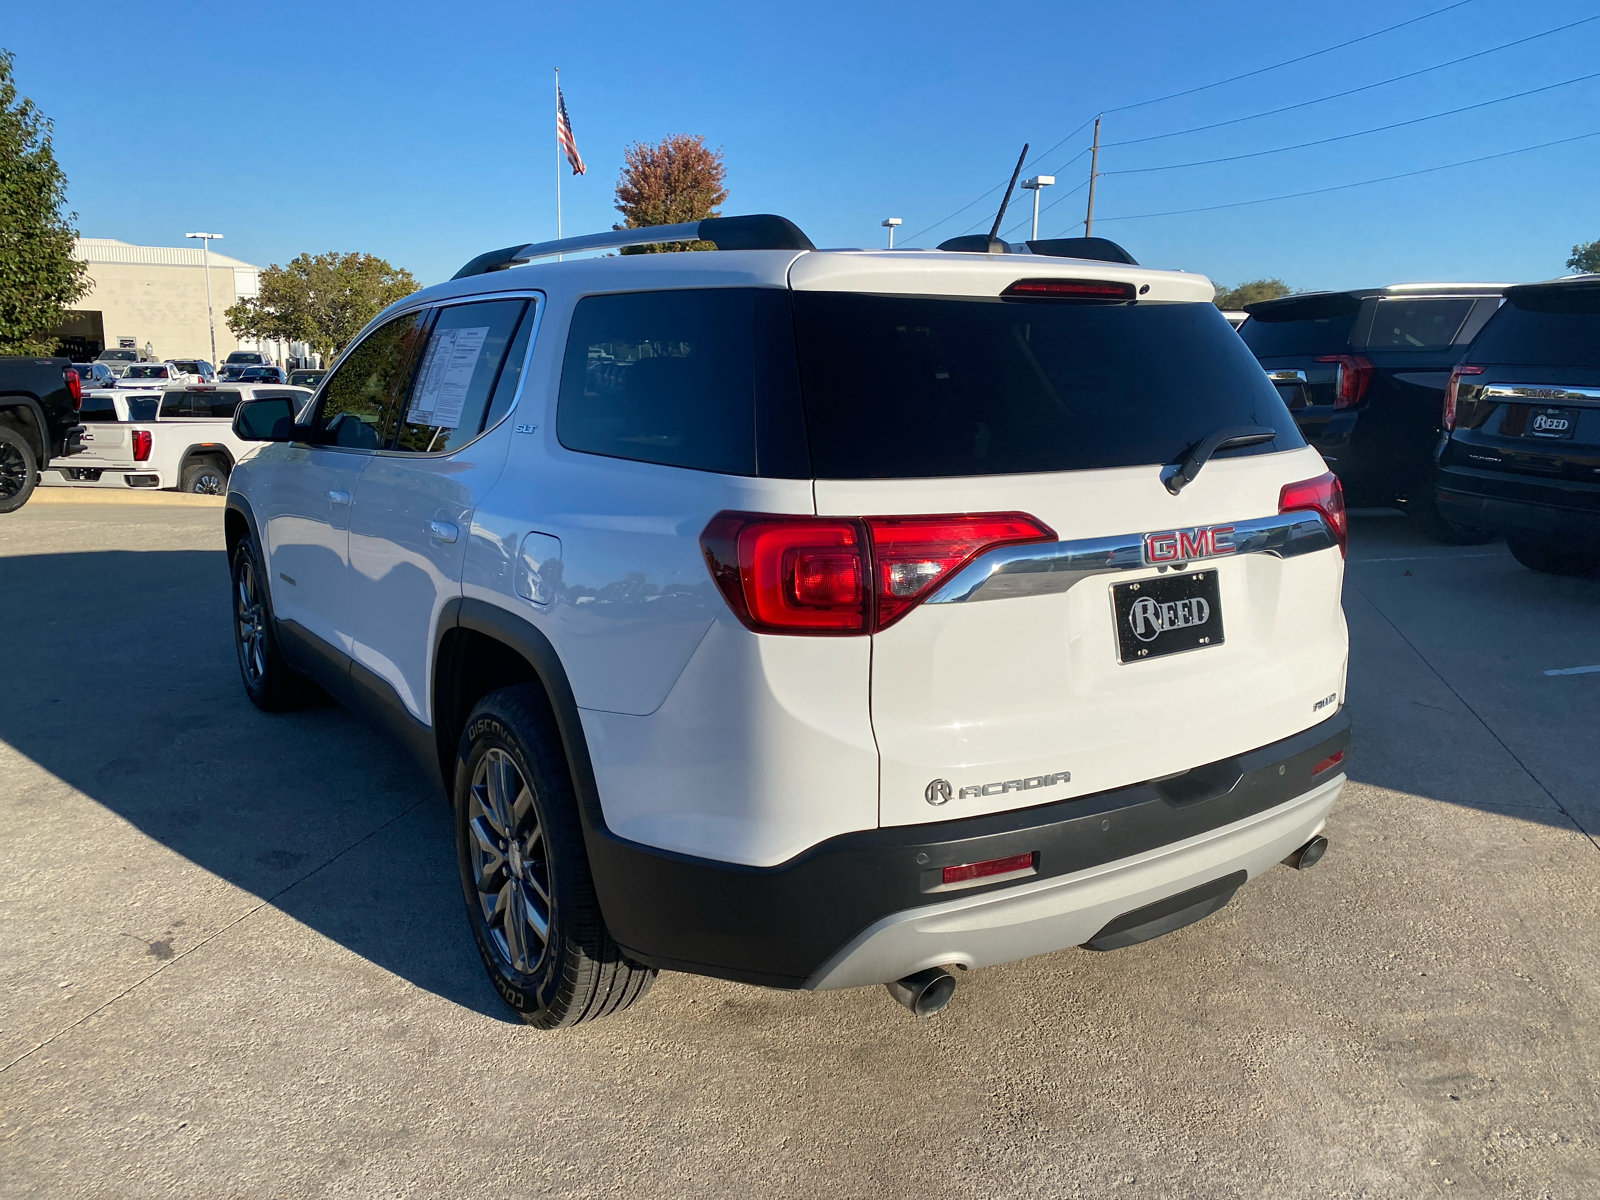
[1568,240,1600,275]
[613,134,728,253]
[0,50,88,355]
[1213,278,1292,310]
[226,251,419,358]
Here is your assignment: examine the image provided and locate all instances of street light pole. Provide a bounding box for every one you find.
[1020,176,1054,241]
[186,232,224,368]
[881,217,902,249]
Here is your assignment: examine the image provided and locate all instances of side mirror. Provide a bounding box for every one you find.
[233,395,297,441]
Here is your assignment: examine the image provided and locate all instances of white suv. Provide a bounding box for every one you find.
[224,215,1351,1027]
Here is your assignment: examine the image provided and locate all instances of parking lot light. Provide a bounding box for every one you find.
[882,217,902,249]
[1020,177,1054,242]
[186,233,224,371]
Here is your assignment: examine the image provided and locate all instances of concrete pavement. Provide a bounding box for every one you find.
[2,496,1596,1198]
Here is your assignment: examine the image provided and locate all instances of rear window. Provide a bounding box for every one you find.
[1239,295,1359,357]
[79,393,119,422]
[793,294,1302,479]
[159,389,243,419]
[124,364,169,379]
[1470,288,1600,368]
[1362,298,1474,351]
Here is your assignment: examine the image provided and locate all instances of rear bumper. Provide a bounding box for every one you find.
[1435,464,1600,547]
[590,709,1352,989]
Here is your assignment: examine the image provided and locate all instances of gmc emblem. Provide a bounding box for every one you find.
[1143,524,1236,565]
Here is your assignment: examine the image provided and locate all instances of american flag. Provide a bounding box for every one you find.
[557,85,585,176]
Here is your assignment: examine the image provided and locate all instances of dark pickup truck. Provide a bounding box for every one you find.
[1436,275,1600,576]
[1,356,86,512]
[1239,284,1506,541]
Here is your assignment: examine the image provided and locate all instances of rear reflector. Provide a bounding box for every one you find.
[942,852,1036,886]
[1312,750,1345,775]
[1279,471,1347,558]
[701,511,1055,635]
[1002,278,1137,302]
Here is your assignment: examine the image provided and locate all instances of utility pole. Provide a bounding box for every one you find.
[1083,115,1102,237]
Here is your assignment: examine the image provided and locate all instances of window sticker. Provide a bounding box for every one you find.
[407,326,490,429]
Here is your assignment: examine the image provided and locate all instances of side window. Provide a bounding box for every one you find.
[392,299,529,454]
[1364,299,1475,351]
[79,393,118,422]
[556,288,757,475]
[312,311,428,449]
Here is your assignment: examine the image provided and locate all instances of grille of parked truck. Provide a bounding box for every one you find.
[221,215,1351,1026]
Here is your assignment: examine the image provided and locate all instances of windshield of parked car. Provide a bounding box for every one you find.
[124,365,170,379]
[793,293,1303,479]
[99,350,138,362]
[225,352,262,364]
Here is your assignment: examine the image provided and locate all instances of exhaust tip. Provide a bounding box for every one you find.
[885,967,957,1017]
[1283,835,1329,871]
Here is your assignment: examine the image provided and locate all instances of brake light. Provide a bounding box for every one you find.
[701,511,1055,635]
[1312,750,1345,775]
[1311,355,1374,409]
[1279,471,1346,557]
[131,429,152,461]
[1442,364,1484,431]
[1003,278,1137,302]
[64,368,82,409]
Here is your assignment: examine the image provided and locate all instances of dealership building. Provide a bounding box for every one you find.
[52,238,302,366]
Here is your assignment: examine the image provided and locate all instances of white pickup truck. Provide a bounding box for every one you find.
[43,384,312,493]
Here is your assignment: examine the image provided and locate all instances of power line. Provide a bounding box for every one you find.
[1000,178,1090,239]
[900,0,1487,243]
[1106,71,1600,175]
[1086,129,1600,225]
[1104,14,1600,149]
[1104,0,1477,114]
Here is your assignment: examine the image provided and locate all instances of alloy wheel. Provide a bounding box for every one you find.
[192,471,225,495]
[0,442,26,500]
[235,557,267,684]
[468,748,551,976]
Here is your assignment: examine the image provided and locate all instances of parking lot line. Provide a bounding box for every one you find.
[1544,664,1600,677]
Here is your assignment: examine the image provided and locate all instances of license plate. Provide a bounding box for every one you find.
[1524,406,1581,440]
[1112,570,1225,663]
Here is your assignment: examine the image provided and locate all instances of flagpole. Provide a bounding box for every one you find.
[554,67,563,261]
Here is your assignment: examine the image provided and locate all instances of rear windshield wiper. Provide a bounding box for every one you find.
[1164,425,1278,495]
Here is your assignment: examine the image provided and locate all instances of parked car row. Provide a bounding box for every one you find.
[1236,274,1600,575]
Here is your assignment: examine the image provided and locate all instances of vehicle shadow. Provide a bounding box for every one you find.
[0,547,514,1023]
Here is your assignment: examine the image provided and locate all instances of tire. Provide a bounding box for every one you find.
[1505,536,1600,578]
[0,424,38,514]
[230,534,318,710]
[181,458,229,495]
[454,685,657,1028]
[1405,488,1495,545]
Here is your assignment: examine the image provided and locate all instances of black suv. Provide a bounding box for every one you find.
[1239,284,1505,541]
[1435,275,1600,577]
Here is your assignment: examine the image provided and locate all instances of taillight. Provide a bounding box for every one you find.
[1442,364,1484,431]
[1312,355,1374,409]
[64,368,83,409]
[132,429,152,461]
[701,511,1056,635]
[1279,471,1346,558]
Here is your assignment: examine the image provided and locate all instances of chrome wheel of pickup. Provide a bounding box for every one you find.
[235,557,267,684]
[468,748,551,976]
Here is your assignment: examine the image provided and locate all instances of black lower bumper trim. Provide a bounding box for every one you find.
[1084,869,1246,951]
[587,709,1352,988]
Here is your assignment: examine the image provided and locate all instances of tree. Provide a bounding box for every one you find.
[0,50,88,355]
[226,252,419,358]
[1213,278,1292,310]
[1568,240,1600,275]
[613,134,728,253]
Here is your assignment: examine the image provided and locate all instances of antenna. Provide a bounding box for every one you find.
[988,143,1030,241]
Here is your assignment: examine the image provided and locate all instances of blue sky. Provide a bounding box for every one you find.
[7,0,1597,291]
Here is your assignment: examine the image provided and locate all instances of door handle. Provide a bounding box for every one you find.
[430,520,459,543]
[327,489,350,505]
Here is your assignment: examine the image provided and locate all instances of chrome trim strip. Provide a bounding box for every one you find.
[1265,369,1307,384]
[927,510,1335,604]
[1479,384,1600,407]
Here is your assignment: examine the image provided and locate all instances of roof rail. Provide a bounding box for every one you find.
[451,214,815,280]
